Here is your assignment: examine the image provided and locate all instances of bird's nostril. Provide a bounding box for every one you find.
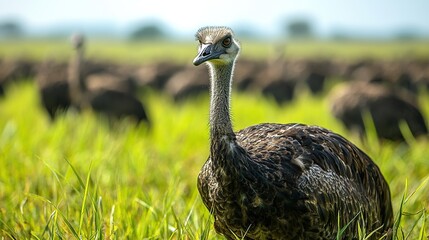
[203,48,211,56]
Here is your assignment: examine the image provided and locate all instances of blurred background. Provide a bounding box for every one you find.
[1,0,429,41]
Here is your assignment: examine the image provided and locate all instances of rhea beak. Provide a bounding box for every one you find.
[193,43,224,66]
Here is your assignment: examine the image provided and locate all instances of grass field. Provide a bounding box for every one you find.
[0,40,428,239]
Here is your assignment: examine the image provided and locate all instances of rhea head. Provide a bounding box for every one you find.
[71,33,85,50]
[193,26,240,67]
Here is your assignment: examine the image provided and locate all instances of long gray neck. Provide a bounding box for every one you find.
[208,62,235,139]
[208,60,254,174]
[68,47,86,106]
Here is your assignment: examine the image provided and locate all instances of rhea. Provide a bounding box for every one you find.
[68,34,150,125]
[193,26,393,239]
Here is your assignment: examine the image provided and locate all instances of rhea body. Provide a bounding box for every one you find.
[193,26,393,239]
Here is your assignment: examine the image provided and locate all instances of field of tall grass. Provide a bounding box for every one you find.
[0,40,428,239]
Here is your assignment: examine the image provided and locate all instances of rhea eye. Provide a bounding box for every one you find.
[222,37,232,47]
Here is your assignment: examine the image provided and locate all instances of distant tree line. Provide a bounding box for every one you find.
[0,20,23,38]
[129,23,166,40]
[283,18,314,39]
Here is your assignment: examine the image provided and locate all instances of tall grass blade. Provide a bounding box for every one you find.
[109,205,116,239]
[392,179,407,239]
[417,210,426,240]
[78,160,94,236]
[337,211,361,239]
[64,157,86,190]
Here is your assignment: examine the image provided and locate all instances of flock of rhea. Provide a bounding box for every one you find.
[0,26,428,239]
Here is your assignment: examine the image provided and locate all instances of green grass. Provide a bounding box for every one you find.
[1,40,429,239]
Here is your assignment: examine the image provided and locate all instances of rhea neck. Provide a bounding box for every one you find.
[207,60,235,140]
[68,46,86,106]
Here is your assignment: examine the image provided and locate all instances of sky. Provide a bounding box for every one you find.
[1,0,429,39]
